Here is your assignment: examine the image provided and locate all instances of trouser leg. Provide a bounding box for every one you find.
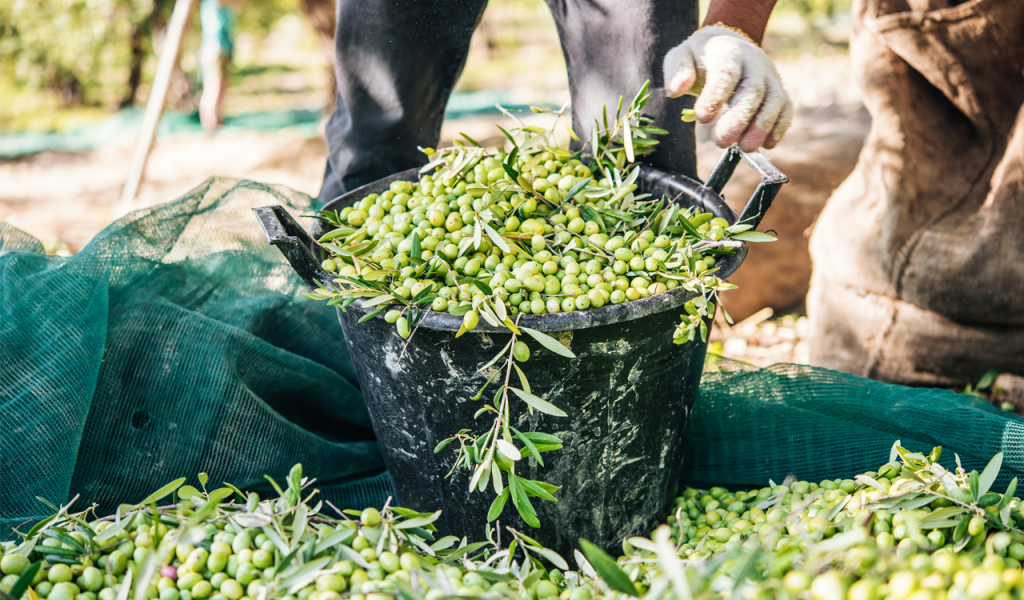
[545,0,698,178]
[318,0,489,203]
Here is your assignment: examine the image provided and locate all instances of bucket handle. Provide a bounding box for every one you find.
[252,205,332,289]
[705,147,788,231]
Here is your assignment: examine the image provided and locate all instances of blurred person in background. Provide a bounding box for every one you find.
[316,0,794,203]
[199,0,245,130]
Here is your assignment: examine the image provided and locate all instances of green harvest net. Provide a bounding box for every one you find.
[0,91,544,158]
[3,177,1023,536]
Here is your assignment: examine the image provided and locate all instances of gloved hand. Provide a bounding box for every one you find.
[663,25,792,152]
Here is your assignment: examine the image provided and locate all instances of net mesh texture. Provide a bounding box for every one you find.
[3,177,1022,536]
[1,178,389,535]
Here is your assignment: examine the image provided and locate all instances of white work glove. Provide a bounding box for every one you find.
[663,25,792,152]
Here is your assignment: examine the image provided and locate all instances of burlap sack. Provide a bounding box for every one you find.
[807,0,1024,386]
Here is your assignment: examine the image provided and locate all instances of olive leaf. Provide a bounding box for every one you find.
[449,304,472,317]
[979,452,1003,497]
[491,461,504,494]
[493,297,507,322]
[359,294,396,309]
[496,439,521,461]
[518,478,557,502]
[473,219,483,250]
[472,279,494,296]
[978,370,1001,390]
[358,306,389,323]
[521,327,576,359]
[395,510,442,529]
[138,477,186,506]
[510,387,567,417]
[477,341,513,373]
[999,477,1018,511]
[855,474,890,493]
[728,231,777,242]
[483,223,511,253]
[434,437,456,455]
[479,303,501,327]
[513,363,531,395]
[508,474,540,528]
[487,487,510,521]
[460,132,483,147]
[561,177,592,204]
[430,536,459,551]
[623,118,635,163]
[578,539,637,596]
[511,426,545,467]
[43,530,86,554]
[410,232,421,259]
[318,228,355,242]
[518,431,563,452]
[564,121,581,142]
[31,545,80,558]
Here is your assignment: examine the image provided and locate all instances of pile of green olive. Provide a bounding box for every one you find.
[4,448,1024,600]
[318,150,736,337]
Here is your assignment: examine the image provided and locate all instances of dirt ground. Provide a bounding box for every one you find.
[0,40,866,367]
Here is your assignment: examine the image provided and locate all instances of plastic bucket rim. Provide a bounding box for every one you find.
[315,166,746,333]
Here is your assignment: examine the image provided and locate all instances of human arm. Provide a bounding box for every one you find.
[662,0,792,151]
[704,0,777,45]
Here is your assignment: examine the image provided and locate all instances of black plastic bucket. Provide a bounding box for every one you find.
[254,148,786,557]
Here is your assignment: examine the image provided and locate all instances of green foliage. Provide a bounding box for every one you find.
[234,0,296,37]
[775,0,852,22]
[0,0,157,107]
[0,0,300,126]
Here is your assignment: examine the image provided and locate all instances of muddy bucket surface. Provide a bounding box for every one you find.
[254,148,786,557]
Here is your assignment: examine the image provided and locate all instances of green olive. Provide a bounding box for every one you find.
[191,581,212,600]
[177,573,203,591]
[463,310,479,331]
[77,568,103,593]
[535,581,558,599]
[513,341,530,362]
[48,565,74,584]
[967,515,986,536]
[360,508,382,527]
[219,581,243,600]
[0,555,29,576]
[378,552,400,574]
[396,317,411,339]
[317,574,347,593]
[251,549,272,570]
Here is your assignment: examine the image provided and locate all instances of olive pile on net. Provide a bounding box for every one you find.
[5,445,1024,600]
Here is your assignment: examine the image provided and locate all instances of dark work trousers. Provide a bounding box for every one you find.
[318,0,698,204]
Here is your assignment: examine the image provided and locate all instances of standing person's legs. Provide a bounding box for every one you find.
[545,0,698,178]
[199,53,231,130]
[318,0,489,204]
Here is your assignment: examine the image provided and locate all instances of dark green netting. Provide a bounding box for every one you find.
[1,178,390,536]
[684,357,1024,489]
[3,177,1023,537]
[0,92,550,158]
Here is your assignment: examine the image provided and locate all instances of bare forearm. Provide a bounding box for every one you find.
[703,0,778,44]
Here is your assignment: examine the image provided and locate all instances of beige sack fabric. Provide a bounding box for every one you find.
[807,0,1024,386]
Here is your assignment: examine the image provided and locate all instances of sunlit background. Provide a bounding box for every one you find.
[0,0,860,366]
[0,0,852,132]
